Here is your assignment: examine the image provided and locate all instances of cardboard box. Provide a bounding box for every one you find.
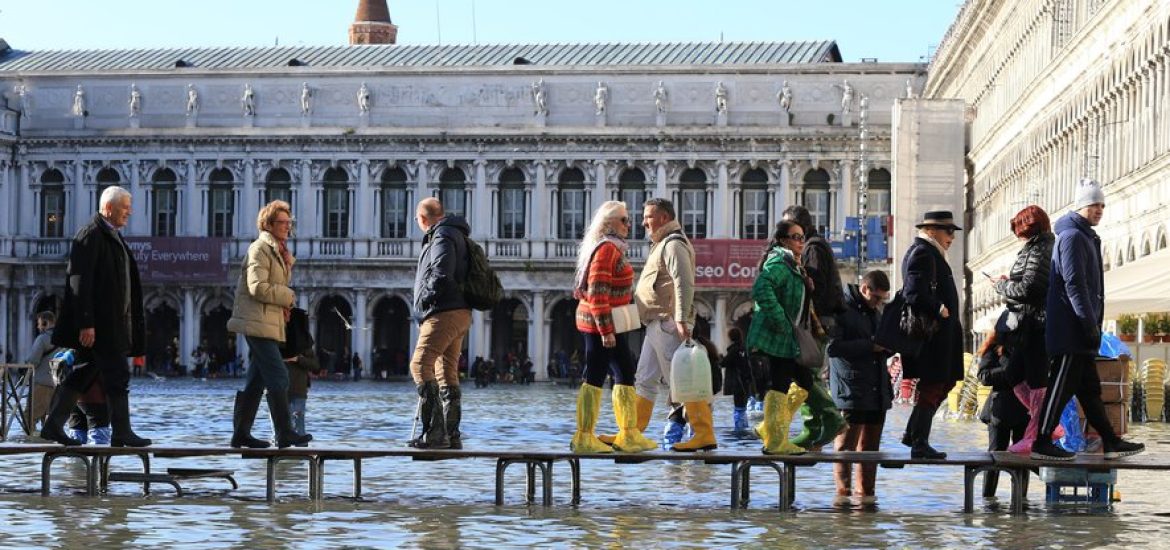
[1095,356,1130,385]
[1099,380,1130,404]
[1079,401,1129,436]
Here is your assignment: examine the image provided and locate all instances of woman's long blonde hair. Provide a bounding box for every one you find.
[574,200,628,285]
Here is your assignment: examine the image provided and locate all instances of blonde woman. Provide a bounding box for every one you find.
[226,200,312,448]
[569,201,657,453]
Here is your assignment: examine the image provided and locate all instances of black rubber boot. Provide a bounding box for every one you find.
[408,382,435,448]
[440,385,462,450]
[40,387,82,446]
[424,382,449,449]
[107,392,152,447]
[901,407,920,448]
[267,390,312,448]
[230,390,271,449]
[909,405,945,459]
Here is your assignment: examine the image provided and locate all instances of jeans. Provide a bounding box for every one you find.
[290,397,307,436]
[242,336,289,398]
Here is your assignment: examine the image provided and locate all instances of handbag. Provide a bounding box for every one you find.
[896,248,940,340]
[611,303,641,334]
[792,292,823,369]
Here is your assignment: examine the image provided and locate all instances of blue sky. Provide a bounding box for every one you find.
[0,0,958,62]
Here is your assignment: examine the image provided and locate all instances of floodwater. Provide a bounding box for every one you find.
[1,379,1168,548]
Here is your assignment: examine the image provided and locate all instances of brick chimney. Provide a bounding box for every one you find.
[349,0,397,45]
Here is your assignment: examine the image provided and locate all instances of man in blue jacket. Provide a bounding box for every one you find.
[409,197,471,449]
[1032,180,1144,460]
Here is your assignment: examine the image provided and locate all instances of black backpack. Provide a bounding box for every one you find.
[462,236,503,311]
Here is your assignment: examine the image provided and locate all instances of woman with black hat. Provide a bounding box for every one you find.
[898,211,964,459]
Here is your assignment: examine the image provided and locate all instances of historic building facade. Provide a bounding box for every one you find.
[0,22,918,378]
[925,0,1170,330]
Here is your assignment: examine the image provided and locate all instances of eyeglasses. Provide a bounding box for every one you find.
[619,217,629,225]
[783,233,805,242]
[271,218,294,227]
[941,228,955,236]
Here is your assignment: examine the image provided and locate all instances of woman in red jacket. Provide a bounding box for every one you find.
[569,201,657,454]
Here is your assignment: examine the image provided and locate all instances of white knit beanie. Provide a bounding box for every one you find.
[1074,179,1105,210]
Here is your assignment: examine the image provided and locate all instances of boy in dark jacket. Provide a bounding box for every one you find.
[975,315,1029,497]
[827,271,891,505]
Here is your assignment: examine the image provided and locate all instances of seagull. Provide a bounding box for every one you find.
[334,307,369,331]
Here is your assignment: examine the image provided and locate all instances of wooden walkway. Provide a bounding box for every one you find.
[1,443,1165,513]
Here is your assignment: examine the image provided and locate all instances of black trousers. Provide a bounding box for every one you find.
[1037,354,1117,442]
[581,332,635,388]
[62,350,130,397]
[984,422,1026,496]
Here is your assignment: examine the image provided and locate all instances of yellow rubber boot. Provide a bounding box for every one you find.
[570,384,613,454]
[611,385,658,453]
[599,393,653,446]
[762,384,808,455]
[672,401,718,452]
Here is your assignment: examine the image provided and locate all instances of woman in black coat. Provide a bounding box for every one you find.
[992,205,1055,453]
[899,211,964,459]
[976,316,1029,497]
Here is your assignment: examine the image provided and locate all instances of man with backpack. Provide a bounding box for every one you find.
[409,197,473,449]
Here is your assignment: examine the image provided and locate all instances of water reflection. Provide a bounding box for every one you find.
[1,379,1167,547]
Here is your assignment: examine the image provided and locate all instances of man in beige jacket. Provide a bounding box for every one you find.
[627,198,714,451]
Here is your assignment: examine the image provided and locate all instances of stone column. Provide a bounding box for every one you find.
[241,159,255,238]
[530,291,545,381]
[469,310,485,361]
[534,161,548,257]
[354,289,368,376]
[776,161,791,228]
[128,160,146,235]
[413,160,430,240]
[715,160,730,238]
[15,291,29,360]
[357,159,372,239]
[837,160,853,239]
[299,160,316,239]
[0,291,7,362]
[73,161,87,234]
[182,288,196,372]
[714,294,728,353]
[0,161,10,236]
[655,160,668,199]
[16,162,32,237]
[474,159,488,239]
[185,160,198,236]
[593,160,607,214]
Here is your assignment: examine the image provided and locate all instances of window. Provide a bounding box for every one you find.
[40,169,65,238]
[680,168,707,239]
[741,168,769,240]
[438,168,467,219]
[802,168,831,237]
[558,168,586,240]
[265,167,293,206]
[95,167,120,211]
[498,167,525,239]
[208,168,234,238]
[381,167,408,239]
[323,167,350,238]
[619,168,647,241]
[152,168,178,237]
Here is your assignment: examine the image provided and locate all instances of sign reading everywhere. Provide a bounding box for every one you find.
[691,239,768,288]
[124,237,228,283]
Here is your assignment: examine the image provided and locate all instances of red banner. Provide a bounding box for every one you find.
[125,237,229,284]
[692,239,768,288]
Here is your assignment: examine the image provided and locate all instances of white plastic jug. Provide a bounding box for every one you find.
[670,339,713,403]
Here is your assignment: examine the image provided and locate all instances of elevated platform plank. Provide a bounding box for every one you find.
[0,443,1163,513]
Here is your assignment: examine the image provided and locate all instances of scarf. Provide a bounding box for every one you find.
[918,230,948,257]
[650,220,684,244]
[573,233,629,298]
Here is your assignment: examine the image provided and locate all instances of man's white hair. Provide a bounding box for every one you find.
[98,185,131,213]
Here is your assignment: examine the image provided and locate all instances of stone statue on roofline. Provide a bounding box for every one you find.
[654,81,668,114]
[128,84,142,117]
[594,81,608,115]
[837,79,854,113]
[14,84,30,119]
[715,81,728,113]
[531,78,548,116]
[358,82,371,114]
[71,85,86,117]
[186,84,199,116]
[241,84,256,116]
[777,80,792,113]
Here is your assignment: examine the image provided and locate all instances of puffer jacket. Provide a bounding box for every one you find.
[995,232,1054,319]
[1045,211,1104,356]
[413,216,471,322]
[827,285,892,412]
[803,234,845,317]
[227,231,295,342]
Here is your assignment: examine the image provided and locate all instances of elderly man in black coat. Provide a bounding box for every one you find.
[898,211,964,459]
[42,186,151,447]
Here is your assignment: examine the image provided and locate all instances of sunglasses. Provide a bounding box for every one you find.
[616,216,629,225]
[783,233,805,242]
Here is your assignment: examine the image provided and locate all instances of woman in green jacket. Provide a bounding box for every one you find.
[748,220,812,454]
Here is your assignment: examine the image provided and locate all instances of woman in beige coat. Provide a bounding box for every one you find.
[227,200,312,448]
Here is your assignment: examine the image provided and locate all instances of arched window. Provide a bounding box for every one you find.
[265,167,293,206]
[438,168,467,219]
[680,168,707,239]
[40,168,65,238]
[558,168,586,240]
[323,166,350,238]
[208,167,234,238]
[740,168,769,240]
[381,167,409,239]
[96,167,121,211]
[152,168,178,237]
[802,168,831,236]
[498,167,526,239]
[619,169,648,241]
